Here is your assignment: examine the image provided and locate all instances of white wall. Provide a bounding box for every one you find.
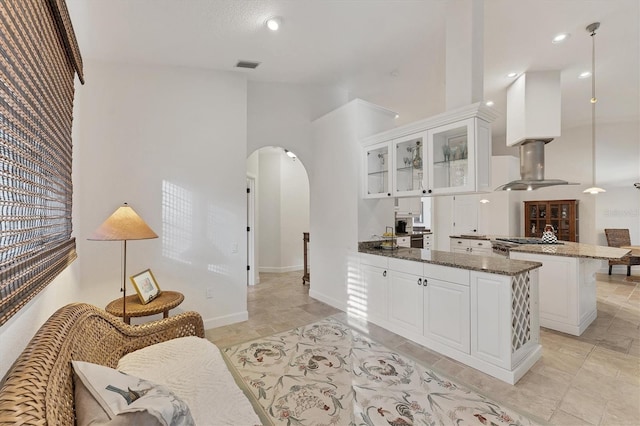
[73,60,249,329]
[0,264,82,379]
[280,155,310,271]
[257,150,282,270]
[310,100,397,310]
[253,149,310,273]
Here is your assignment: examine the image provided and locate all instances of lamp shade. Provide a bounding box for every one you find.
[88,204,158,241]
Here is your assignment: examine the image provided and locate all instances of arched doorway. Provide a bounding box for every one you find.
[246,146,310,286]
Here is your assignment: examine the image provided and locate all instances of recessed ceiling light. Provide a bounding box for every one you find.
[266,17,282,31]
[485,100,494,107]
[507,72,518,78]
[394,114,400,119]
[552,33,570,44]
[578,71,591,79]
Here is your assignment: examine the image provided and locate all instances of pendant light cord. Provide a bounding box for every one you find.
[591,27,597,187]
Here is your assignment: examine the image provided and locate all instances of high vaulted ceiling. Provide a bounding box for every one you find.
[67,0,639,144]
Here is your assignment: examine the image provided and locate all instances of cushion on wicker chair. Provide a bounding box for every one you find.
[72,361,194,426]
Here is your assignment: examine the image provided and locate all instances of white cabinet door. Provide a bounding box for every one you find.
[396,197,422,216]
[388,270,423,335]
[363,141,392,198]
[424,278,470,353]
[427,118,491,195]
[470,272,512,369]
[360,264,389,325]
[392,132,429,197]
[453,195,479,235]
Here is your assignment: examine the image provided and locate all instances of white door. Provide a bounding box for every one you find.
[360,264,389,324]
[453,195,479,235]
[388,270,423,335]
[424,279,470,353]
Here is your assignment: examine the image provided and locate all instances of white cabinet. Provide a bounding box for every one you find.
[396,236,411,248]
[450,238,493,255]
[360,252,541,384]
[360,264,389,324]
[423,233,433,249]
[387,258,470,353]
[427,117,491,195]
[359,254,390,325]
[424,278,470,353]
[364,142,392,198]
[388,269,424,335]
[362,103,496,199]
[396,197,422,216]
[388,258,424,335]
[392,132,429,197]
[470,270,539,376]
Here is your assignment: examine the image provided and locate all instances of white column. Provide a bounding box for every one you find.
[445,0,484,110]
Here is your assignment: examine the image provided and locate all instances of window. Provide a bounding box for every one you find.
[0,0,84,326]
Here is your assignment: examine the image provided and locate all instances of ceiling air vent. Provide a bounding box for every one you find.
[236,60,261,69]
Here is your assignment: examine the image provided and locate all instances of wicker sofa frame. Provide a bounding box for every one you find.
[0,303,204,425]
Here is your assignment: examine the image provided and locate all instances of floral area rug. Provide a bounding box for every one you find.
[222,317,541,426]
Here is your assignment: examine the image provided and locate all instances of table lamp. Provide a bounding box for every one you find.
[88,203,158,322]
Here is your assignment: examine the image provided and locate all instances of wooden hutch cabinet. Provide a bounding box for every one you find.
[524,200,579,242]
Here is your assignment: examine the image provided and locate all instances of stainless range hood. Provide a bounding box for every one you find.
[495,139,578,191]
[496,71,578,191]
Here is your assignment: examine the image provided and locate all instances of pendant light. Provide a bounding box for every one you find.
[583,22,606,194]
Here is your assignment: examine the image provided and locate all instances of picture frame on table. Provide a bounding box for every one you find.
[130,269,161,304]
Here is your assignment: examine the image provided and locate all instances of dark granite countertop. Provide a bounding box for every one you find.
[359,241,541,276]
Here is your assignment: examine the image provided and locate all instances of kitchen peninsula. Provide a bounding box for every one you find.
[508,242,630,336]
[356,242,542,384]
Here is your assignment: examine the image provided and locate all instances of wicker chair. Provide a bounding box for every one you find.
[0,303,204,426]
[604,229,640,276]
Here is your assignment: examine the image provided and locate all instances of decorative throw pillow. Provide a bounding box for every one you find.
[72,361,194,426]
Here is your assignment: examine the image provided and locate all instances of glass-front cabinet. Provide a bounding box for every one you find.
[364,141,392,198]
[427,118,478,195]
[362,104,495,198]
[524,199,579,242]
[393,131,429,197]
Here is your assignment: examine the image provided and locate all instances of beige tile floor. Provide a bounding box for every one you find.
[206,271,640,425]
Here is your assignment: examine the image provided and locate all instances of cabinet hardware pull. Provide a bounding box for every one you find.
[383,270,387,277]
[417,278,422,286]
[423,279,428,286]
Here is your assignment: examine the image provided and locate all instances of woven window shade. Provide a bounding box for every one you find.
[0,0,83,326]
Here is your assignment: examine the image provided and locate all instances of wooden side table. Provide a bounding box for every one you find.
[105,290,184,324]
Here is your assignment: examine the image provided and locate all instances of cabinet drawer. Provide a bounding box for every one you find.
[360,253,388,269]
[389,257,423,276]
[397,236,411,247]
[450,238,466,248]
[470,240,492,249]
[424,263,470,286]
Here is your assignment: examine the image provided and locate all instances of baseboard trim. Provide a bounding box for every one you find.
[309,290,347,312]
[259,265,303,273]
[203,311,248,330]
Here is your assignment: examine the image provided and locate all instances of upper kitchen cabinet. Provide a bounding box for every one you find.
[362,103,496,198]
[393,131,429,197]
[427,117,491,195]
[364,141,392,198]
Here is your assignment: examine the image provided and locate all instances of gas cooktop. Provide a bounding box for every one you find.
[495,237,564,245]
